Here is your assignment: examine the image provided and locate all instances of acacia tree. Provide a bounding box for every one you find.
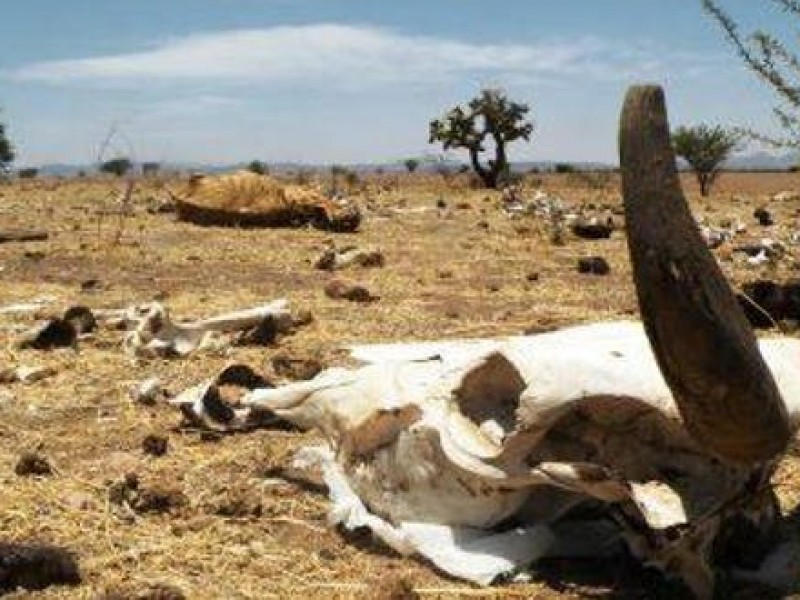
[403,158,420,173]
[672,125,739,196]
[703,0,800,147]
[0,113,14,175]
[429,89,533,189]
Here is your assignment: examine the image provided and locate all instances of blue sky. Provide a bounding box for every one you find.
[0,1,792,166]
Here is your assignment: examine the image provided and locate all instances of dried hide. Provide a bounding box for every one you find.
[171,171,361,232]
[113,299,294,357]
[171,321,800,596]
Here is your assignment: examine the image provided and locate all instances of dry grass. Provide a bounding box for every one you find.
[1,170,799,598]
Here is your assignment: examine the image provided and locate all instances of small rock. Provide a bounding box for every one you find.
[79,279,102,292]
[0,542,81,593]
[754,207,774,227]
[236,317,278,346]
[15,452,53,477]
[271,352,323,381]
[292,310,315,328]
[314,246,385,271]
[577,256,610,275]
[142,435,169,457]
[324,278,378,303]
[0,365,57,384]
[63,306,96,334]
[16,319,77,350]
[526,271,540,282]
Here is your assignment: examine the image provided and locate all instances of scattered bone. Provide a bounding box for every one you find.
[324,278,378,303]
[570,216,614,239]
[739,279,800,328]
[0,365,57,384]
[314,245,385,271]
[772,190,800,202]
[0,229,48,243]
[577,256,610,275]
[129,378,165,405]
[0,297,53,316]
[121,299,295,357]
[733,239,786,266]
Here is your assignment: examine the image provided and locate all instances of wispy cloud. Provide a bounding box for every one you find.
[9,24,718,88]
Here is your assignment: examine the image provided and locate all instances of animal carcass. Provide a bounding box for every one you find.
[170,171,361,232]
[168,87,800,597]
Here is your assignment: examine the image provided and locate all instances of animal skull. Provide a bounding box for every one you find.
[169,87,800,597]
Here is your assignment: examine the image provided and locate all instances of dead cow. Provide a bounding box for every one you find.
[171,87,800,597]
[170,171,361,232]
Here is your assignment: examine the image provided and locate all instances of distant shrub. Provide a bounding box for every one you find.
[247,160,268,175]
[142,162,161,176]
[100,157,132,177]
[554,163,576,174]
[17,167,38,179]
[672,124,739,196]
[344,170,359,189]
[403,158,420,173]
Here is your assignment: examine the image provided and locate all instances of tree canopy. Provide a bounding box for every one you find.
[429,89,533,189]
[672,124,739,196]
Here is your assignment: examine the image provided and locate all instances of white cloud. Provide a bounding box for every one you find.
[9,24,717,88]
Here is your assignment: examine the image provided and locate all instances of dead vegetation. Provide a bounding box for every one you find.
[1,168,800,597]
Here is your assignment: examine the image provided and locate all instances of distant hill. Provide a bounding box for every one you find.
[23,151,800,177]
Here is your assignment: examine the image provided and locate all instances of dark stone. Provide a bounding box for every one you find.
[63,306,96,334]
[577,256,610,275]
[0,543,80,593]
[16,319,77,350]
[15,452,52,477]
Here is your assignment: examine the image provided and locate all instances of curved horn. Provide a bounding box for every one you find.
[619,85,791,464]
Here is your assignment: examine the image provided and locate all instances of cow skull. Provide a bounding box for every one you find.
[169,87,800,597]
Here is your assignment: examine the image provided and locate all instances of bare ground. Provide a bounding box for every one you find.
[0,171,799,598]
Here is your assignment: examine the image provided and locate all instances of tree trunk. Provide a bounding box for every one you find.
[698,172,710,196]
[619,85,791,464]
[492,140,509,189]
[469,147,495,188]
